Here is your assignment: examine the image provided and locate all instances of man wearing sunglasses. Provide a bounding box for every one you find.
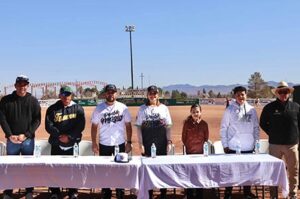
[260,81,300,199]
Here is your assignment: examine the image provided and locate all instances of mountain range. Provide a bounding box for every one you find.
[162,81,299,95]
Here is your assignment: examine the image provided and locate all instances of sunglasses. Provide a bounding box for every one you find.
[278,90,290,95]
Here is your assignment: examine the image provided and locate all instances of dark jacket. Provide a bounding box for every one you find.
[182,116,209,154]
[45,100,85,147]
[0,91,41,138]
[260,98,300,145]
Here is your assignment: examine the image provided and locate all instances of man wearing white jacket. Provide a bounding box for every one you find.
[220,86,259,199]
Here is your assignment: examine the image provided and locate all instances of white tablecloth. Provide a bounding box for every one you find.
[138,154,289,198]
[0,155,140,190]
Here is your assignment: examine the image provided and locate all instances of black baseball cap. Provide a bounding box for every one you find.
[147,85,159,93]
[233,86,247,94]
[60,86,73,96]
[104,84,117,92]
[15,75,29,84]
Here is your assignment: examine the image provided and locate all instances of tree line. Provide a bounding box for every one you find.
[0,72,275,100]
[170,72,275,100]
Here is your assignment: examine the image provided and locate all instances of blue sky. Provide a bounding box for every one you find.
[0,1,299,91]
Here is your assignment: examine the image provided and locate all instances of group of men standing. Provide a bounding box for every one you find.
[0,75,300,199]
[221,82,299,199]
[0,76,134,199]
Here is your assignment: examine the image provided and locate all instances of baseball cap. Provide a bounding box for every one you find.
[104,84,117,92]
[233,86,247,94]
[60,86,73,96]
[15,75,29,84]
[147,85,159,93]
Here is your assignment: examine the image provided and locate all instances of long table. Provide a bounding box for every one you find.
[138,154,289,198]
[0,154,289,199]
[0,155,140,190]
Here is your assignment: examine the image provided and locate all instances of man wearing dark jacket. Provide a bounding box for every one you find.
[260,81,300,199]
[0,75,41,199]
[45,85,85,199]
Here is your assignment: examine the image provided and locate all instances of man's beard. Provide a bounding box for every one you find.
[106,97,115,102]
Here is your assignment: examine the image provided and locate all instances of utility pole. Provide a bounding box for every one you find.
[125,25,135,97]
[140,73,144,89]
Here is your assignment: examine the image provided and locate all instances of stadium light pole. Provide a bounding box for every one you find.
[125,25,135,97]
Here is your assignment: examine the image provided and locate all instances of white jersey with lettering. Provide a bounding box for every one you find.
[91,101,131,146]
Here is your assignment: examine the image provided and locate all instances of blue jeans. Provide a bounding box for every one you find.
[6,138,34,155]
[4,138,35,195]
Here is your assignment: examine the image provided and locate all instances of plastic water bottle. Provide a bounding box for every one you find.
[171,144,175,155]
[203,141,209,156]
[255,140,260,154]
[114,144,119,155]
[34,144,41,157]
[128,149,133,161]
[167,144,175,155]
[236,140,241,155]
[73,142,79,157]
[151,143,157,158]
[127,143,133,161]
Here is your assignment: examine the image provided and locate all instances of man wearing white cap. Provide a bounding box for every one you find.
[260,81,300,199]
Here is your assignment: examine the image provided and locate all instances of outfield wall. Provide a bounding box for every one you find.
[73,98,200,106]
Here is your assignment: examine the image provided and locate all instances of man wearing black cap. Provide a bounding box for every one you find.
[91,84,132,199]
[220,86,259,199]
[0,75,41,199]
[45,85,85,199]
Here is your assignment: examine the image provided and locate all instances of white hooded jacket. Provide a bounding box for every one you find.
[220,101,259,151]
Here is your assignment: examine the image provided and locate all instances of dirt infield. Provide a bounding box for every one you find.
[0,105,267,155]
